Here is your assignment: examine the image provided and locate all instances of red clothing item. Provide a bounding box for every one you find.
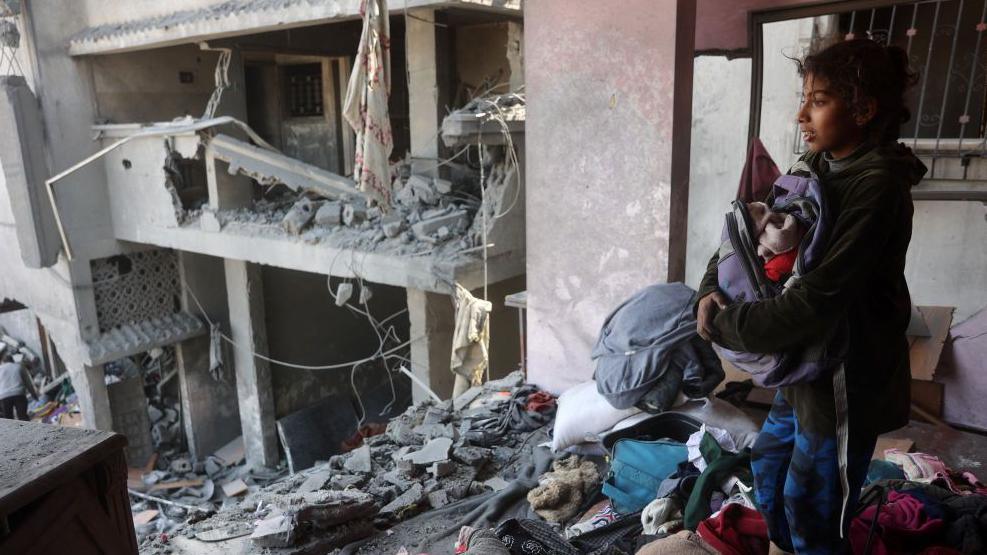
[763,249,798,282]
[696,504,769,555]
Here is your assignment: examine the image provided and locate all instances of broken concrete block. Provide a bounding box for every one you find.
[381,213,406,238]
[387,420,422,447]
[295,490,377,529]
[381,469,416,489]
[282,197,321,235]
[221,478,248,497]
[412,209,468,239]
[452,446,492,467]
[399,174,439,206]
[343,445,372,474]
[433,177,453,194]
[379,483,425,515]
[423,406,449,425]
[416,423,457,442]
[343,201,368,226]
[429,460,455,479]
[427,489,451,509]
[250,514,297,548]
[297,469,333,493]
[314,201,343,226]
[401,437,453,466]
[453,386,484,411]
[482,476,510,492]
[330,474,367,490]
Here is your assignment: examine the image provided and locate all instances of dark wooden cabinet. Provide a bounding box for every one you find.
[0,420,137,554]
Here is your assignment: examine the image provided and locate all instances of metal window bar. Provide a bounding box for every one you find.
[912,0,942,147]
[934,0,966,155]
[962,0,987,151]
[789,0,987,165]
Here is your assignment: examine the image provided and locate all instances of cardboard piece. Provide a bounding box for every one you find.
[911,379,944,418]
[872,436,914,460]
[133,509,159,525]
[908,306,953,381]
[221,478,248,497]
[213,436,245,466]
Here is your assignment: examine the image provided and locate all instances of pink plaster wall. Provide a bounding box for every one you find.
[524,0,694,394]
[696,0,824,53]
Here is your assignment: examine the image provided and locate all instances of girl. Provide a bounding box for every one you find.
[696,39,926,554]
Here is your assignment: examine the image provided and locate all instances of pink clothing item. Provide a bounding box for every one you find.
[746,202,802,261]
[850,491,945,555]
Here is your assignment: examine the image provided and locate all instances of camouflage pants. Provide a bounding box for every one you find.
[750,392,875,554]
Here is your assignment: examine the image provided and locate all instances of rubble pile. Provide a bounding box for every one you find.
[136,371,556,553]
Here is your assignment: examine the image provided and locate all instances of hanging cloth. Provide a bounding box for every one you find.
[343,0,394,208]
[450,283,493,386]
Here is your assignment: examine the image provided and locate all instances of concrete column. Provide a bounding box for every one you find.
[524,0,696,392]
[71,364,112,430]
[406,8,441,177]
[406,288,456,402]
[206,48,253,211]
[224,259,278,468]
[176,252,241,460]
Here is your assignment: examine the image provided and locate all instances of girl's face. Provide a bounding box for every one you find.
[797,74,867,159]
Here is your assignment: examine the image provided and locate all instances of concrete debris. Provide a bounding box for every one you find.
[379,483,425,515]
[331,474,368,490]
[412,209,469,240]
[297,469,332,493]
[281,197,320,235]
[133,370,549,553]
[343,201,369,226]
[381,212,406,238]
[170,458,192,474]
[427,489,451,509]
[429,459,455,479]
[344,444,373,474]
[401,437,453,466]
[250,514,297,548]
[315,200,343,226]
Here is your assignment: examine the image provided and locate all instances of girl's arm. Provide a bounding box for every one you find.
[710,171,904,353]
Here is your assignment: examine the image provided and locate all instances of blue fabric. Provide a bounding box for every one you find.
[865,459,906,486]
[750,392,875,555]
[603,438,688,514]
[593,283,724,410]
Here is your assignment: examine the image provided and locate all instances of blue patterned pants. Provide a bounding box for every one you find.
[750,393,876,554]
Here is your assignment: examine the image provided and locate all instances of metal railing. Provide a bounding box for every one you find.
[785,0,987,162]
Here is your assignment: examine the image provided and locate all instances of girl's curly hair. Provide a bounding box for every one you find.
[796,39,919,144]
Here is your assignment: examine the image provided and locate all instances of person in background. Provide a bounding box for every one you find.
[0,353,39,420]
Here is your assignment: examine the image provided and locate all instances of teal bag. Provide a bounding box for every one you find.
[602,438,688,514]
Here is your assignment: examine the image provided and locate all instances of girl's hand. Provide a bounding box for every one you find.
[697,291,728,342]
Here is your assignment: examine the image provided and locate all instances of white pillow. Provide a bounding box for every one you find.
[551,380,641,452]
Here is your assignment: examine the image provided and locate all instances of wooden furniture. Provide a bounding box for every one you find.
[0,419,137,554]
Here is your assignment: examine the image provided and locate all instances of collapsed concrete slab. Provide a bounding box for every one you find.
[208,133,365,201]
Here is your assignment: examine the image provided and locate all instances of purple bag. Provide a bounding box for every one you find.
[713,168,847,387]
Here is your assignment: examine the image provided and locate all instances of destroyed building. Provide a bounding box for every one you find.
[2,0,987,554]
[0,0,527,471]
